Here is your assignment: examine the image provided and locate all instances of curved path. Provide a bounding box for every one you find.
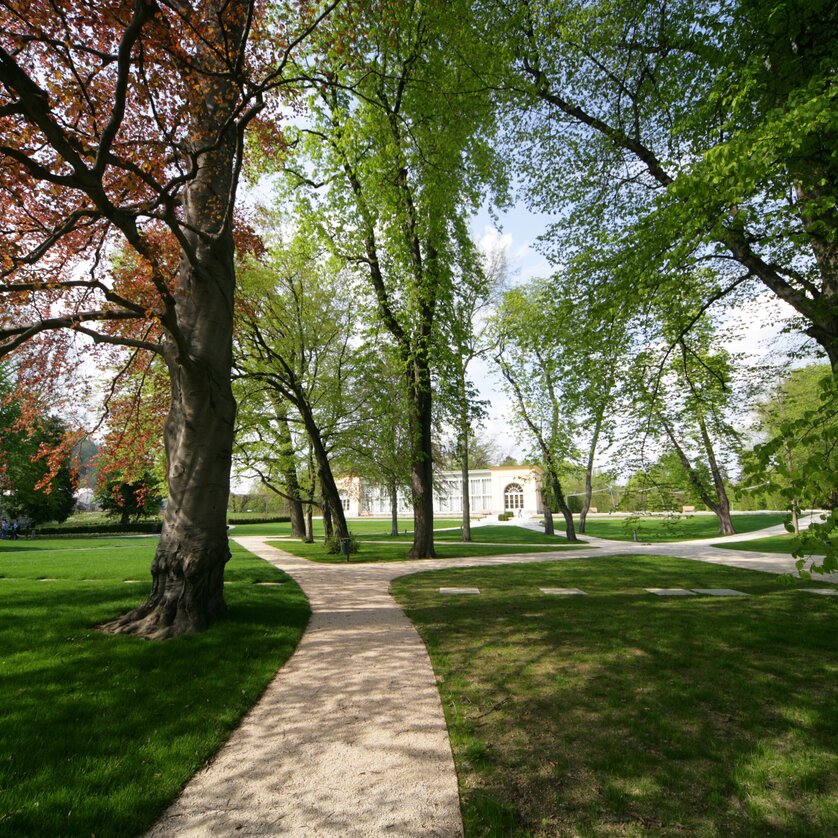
[148,525,835,837]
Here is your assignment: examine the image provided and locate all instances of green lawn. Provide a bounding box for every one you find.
[229,517,465,538]
[361,524,574,545]
[581,512,787,542]
[271,538,576,564]
[392,557,838,837]
[713,532,827,556]
[0,536,308,836]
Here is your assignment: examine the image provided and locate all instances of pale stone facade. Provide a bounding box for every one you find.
[337,465,544,519]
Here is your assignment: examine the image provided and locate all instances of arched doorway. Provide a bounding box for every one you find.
[503,482,524,512]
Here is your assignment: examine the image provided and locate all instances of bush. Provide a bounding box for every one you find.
[323,534,360,555]
[498,512,513,521]
[227,515,290,525]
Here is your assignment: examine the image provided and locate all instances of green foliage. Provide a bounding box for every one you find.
[488,0,838,366]
[94,470,164,524]
[0,412,76,526]
[747,365,838,573]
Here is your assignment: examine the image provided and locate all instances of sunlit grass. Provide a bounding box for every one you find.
[581,512,786,542]
[361,525,574,545]
[272,538,577,564]
[229,517,466,538]
[0,536,308,836]
[713,532,827,556]
[393,556,838,836]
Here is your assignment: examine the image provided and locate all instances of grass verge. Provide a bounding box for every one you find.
[361,525,574,545]
[581,513,786,542]
[712,533,826,556]
[271,538,577,564]
[229,517,466,538]
[0,536,308,836]
[392,556,838,837]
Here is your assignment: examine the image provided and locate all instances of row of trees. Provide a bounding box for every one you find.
[0,0,834,636]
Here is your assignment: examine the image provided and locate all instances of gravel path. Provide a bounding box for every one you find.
[147,525,835,836]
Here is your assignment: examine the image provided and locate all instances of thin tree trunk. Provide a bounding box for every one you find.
[551,472,577,541]
[276,410,306,538]
[785,442,800,535]
[296,399,350,540]
[322,501,333,540]
[542,502,555,536]
[579,410,604,535]
[304,504,313,542]
[696,414,736,536]
[460,432,472,543]
[389,480,399,537]
[662,417,735,536]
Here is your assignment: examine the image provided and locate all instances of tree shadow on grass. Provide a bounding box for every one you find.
[394,556,838,837]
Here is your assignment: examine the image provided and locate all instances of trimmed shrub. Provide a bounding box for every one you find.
[323,535,360,555]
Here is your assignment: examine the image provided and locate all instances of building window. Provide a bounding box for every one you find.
[469,477,492,513]
[504,482,524,511]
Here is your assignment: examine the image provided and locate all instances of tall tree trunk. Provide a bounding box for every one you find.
[662,418,735,536]
[322,501,333,540]
[579,410,604,535]
[399,359,434,558]
[102,288,236,639]
[389,480,399,537]
[304,504,313,542]
[276,410,306,538]
[458,370,472,542]
[407,361,436,559]
[542,501,555,536]
[101,102,239,638]
[296,399,350,540]
[459,431,472,543]
[550,472,577,541]
[696,414,736,536]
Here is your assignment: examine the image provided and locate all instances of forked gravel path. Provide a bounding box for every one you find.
[147,525,835,837]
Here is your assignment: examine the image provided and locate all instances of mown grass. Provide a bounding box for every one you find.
[713,532,827,556]
[392,556,838,837]
[581,513,786,542]
[272,538,575,564]
[361,525,573,545]
[229,517,465,538]
[0,535,308,837]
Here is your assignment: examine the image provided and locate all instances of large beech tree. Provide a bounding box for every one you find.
[0,0,334,638]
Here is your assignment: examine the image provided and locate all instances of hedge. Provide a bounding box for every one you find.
[34,515,290,537]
